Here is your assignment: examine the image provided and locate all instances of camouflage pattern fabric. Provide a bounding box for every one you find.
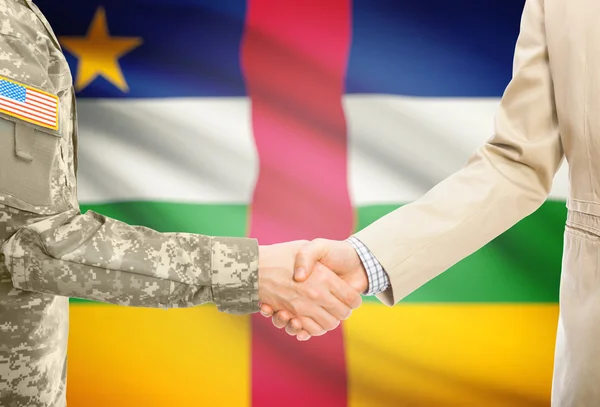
[0,1,259,405]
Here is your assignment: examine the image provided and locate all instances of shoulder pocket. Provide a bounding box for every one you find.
[0,116,67,214]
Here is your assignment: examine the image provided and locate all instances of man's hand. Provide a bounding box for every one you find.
[260,239,368,340]
[295,239,368,291]
[258,240,362,337]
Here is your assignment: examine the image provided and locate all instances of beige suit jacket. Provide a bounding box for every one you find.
[355,0,600,404]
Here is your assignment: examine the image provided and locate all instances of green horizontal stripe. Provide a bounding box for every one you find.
[71,200,566,305]
[357,200,566,304]
[80,201,250,236]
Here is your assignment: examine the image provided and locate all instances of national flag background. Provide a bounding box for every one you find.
[34,0,565,405]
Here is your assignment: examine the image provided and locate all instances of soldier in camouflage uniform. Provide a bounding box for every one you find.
[0,1,362,405]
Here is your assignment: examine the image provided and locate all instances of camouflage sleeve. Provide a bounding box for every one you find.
[0,0,258,315]
[0,209,259,314]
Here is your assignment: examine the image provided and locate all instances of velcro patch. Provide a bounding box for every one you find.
[0,76,59,131]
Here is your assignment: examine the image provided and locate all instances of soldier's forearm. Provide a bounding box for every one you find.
[0,209,259,313]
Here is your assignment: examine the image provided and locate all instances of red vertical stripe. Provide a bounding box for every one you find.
[241,0,353,406]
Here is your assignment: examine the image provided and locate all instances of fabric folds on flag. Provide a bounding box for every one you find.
[32,0,560,405]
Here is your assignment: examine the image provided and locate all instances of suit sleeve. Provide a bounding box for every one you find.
[354,0,564,306]
[1,210,259,314]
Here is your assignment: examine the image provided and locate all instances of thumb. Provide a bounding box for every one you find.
[294,239,329,282]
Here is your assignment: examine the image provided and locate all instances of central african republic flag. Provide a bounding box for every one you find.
[36,0,562,405]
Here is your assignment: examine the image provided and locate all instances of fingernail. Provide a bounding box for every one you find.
[295,267,305,278]
[260,310,269,317]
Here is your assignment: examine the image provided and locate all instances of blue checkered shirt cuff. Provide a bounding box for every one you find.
[346,236,390,296]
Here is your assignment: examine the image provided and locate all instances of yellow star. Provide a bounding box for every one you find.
[60,7,142,92]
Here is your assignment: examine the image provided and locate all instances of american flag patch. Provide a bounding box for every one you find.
[0,76,59,130]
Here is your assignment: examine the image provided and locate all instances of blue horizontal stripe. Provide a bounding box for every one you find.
[35,0,247,98]
[35,0,526,99]
[346,0,526,97]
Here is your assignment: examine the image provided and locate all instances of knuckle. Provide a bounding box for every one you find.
[326,296,341,310]
[304,322,320,336]
[333,306,349,321]
[305,288,320,301]
[345,291,359,307]
[324,320,338,331]
[298,248,310,259]
[293,302,307,317]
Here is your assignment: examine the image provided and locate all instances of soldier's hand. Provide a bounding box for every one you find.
[258,241,362,338]
[260,238,368,341]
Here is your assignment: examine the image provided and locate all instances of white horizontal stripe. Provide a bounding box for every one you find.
[25,96,57,112]
[76,97,258,204]
[346,95,569,205]
[28,90,56,104]
[0,100,55,125]
[77,95,569,207]
[0,95,56,120]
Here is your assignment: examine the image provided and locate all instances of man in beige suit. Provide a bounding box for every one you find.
[260,0,596,404]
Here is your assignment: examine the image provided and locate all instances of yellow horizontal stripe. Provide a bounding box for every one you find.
[66,305,250,407]
[344,304,558,407]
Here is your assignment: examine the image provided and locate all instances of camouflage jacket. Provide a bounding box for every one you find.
[0,1,259,405]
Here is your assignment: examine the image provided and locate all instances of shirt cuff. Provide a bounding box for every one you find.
[346,236,390,296]
[210,237,260,314]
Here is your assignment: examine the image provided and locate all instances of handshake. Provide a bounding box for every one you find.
[257,238,369,341]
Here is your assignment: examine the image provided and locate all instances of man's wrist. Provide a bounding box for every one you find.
[355,260,369,294]
[346,236,390,296]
